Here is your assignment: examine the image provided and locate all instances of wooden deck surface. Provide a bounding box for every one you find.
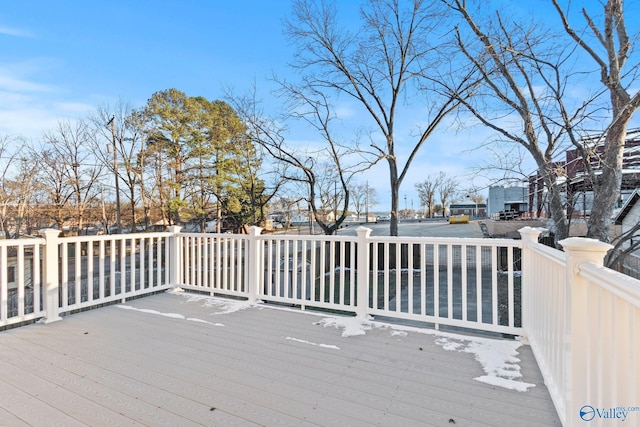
[0,292,560,426]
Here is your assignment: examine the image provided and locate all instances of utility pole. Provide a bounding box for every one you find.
[334,180,337,235]
[404,195,407,219]
[365,181,369,223]
[106,117,122,234]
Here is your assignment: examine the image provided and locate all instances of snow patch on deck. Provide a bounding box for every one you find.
[314,313,535,392]
[147,290,536,393]
[117,304,225,327]
[168,287,255,314]
[315,316,373,337]
[434,336,536,392]
[286,337,340,350]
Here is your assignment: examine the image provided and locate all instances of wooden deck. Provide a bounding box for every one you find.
[0,291,560,426]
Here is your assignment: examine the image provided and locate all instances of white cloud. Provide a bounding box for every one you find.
[0,25,34,38]
[0,61,96,139]
[0,71,55,93]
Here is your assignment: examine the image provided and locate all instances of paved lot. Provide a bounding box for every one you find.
[338,219,485,238]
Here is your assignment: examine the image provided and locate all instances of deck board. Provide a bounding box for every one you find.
[0,292,560,426]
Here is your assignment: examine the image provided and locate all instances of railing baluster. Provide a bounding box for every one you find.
[447,244,453,319]
[98,240,105,299]
[87,240,94,301]
[138,237,145,292]
[17,244,25,317]
[329,241,335,304]
[349,239,355,307]
[475,245,482,323]
[33,242,42,313]
[231,236,236,292]
[372,241,378,310]
[147,237,153,289]
[433,243,439,326]
[507,245,514,327]
[0,245,6,322]
[420,243,426,316]
[491,245,498,326]
[407,243,413,314]
[461,244,467,322]
[309,240,316,302]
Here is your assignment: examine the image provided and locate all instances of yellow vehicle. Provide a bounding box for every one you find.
[448,214,469,224]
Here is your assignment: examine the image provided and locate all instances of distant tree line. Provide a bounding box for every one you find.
[0,90,274,236]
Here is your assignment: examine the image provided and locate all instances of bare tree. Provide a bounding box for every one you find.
[445,0,605,242]
[0,135,21,237]
[9,155,41,238]
[41,120,103,235]
[224,85,291,231]
[350,182,378,220]
[415,174,441,218]
[0,137,41,238]
[230,82,365,235]
[285,0,475,235]
[437,172,458,217]
[89,101,146,232]
[552,0,640,242]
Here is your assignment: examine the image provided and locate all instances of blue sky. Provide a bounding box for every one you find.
[1,1,637,210]
[0,1,296,134]
[0,1,493,208]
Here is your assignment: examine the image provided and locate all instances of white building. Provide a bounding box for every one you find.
[487,186,528,217]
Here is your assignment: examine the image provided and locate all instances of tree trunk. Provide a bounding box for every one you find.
[388,158,399,236]
[546,181,569,244]
[129,189,137,232]
[587,124,627,242]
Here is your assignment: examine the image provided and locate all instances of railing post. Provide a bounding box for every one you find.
[518,226,544,344]
[355,227,372,318]
[247,226,263,303]
[167,226,182,288]
[40,229,62,324]
[558,237,612,427]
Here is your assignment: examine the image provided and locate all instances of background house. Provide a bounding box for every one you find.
[614,189,640,278]
[450,197,487,218]
[487,186,528,217]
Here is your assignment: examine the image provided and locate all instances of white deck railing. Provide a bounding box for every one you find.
[177,227,523,334]
[0,229,173,326]
[520,228,640,427]
[1,225,639,426]
[0,236,46,325]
